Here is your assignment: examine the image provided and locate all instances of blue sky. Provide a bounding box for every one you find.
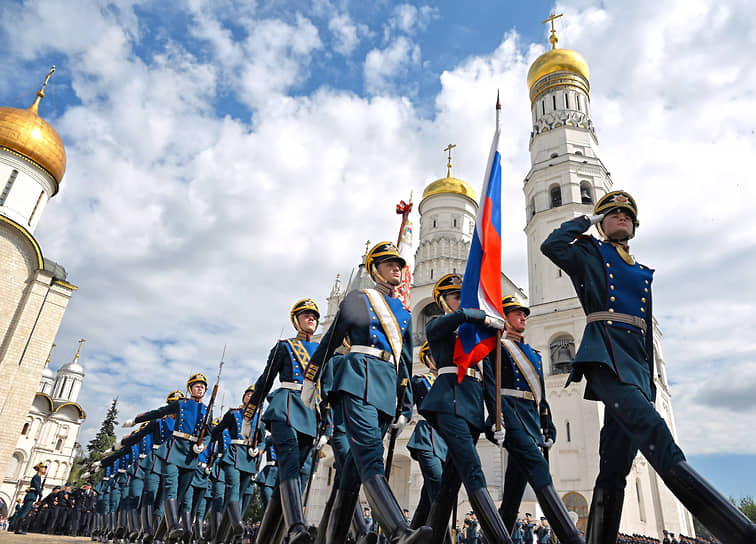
[1,0,755,502]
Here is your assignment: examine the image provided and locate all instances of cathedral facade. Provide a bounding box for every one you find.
[0,70,80,516]
[306,27,695,540]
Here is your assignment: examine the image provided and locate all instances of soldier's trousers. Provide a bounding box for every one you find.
[585,364,685,490]
[337,392,392,491]
[13,498,35,528]
[222,463,254,507]
[412,449,443,504]
[270,420,314,488]
[210,475,225,513]
[128,476,145,511]
[162,463,195,503]
[432,412,486,492]
[499,395,553,498]
[182,483,208,515]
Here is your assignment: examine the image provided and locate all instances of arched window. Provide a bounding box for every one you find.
[550,185,562,208]
[576,94,582,111]
[432,218,437,228]
[563,492,589,533]
[565,421,572,442]
[636,478,647,522]
[580,181,593,205]
[5,452,23,480]
[22,422,30,435]
[0,170,18,205]
[528,197,536,218]
[550,335,575,374]
[55,438,63,450]
[29,191,44,226]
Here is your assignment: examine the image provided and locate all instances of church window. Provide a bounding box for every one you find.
[55,438,63,451]
[430,269,433,280]
[541,100,545,115]
[550,335,575,374]
[565,93,569,108]
[528,197,535,218]
[636,479,647,522]
[550,185,562,208]
[552,95,557,110]
[432,218,437,228]
[29,191,44,226]
[6,452,23,480]
[0,170,18,205]
[453,218,457,228]
[566,421,572,442]
[22,422,30,435]
[576,94,581,111]
[580,181,593,204]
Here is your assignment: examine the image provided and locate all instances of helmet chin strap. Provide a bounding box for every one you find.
[371,264,398,294]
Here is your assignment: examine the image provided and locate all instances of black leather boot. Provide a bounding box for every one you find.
[142,505,155,542]
[255,488,283,543]
[352,500,378,544]
[164,499,185,543]
[209,510,224,544]
[194,517,206,542]
[663,461,756,544]
[116,508,127,538]
[363,475,432,544]
[535,485,584,544]
[467,487,513,544]
[227,501,245,539]
[585,488,624,544]
[280,478,314,544]
[128,509,141,541]
[180,510,192,542]
[154,511,168,543]
[325,489,359,544]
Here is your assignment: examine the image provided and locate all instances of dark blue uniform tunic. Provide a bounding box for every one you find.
[541,215,685,488]
[305,288,413,491]
[211,408,262,506]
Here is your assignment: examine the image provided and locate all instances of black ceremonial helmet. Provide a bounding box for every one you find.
[433,273,463,313]
[594,190,639,238]
[166,390,184,404]
[365,241,406,283]
[501,295,530,317]
[290,298,320,333]
[418,341,435,372]
[242,384,255,402]
[186,372,208,392]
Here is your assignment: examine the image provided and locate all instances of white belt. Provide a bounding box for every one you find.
[266,461,276,467]
[230,439,249,445]
[500,388,535,401]
[350,345,392,362]
[438,366,481,380]
[152,444,161,450]
[198,463,207,468]
[118,469,127,473]
[280,382,303,391]
[172,431,198,443]
[139,454,146,459]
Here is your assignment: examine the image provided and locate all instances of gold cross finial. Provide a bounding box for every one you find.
[74,338,86,361]
[542,13,563,49]
[444,144,456,177]
[30,65,56,114]
[45,343,56,366]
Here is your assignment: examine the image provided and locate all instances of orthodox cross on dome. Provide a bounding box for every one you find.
[73,338,86,362]
[30,65,56,114]
[45,343,56,367]
[542,12,563,49]
[444,143,456,178]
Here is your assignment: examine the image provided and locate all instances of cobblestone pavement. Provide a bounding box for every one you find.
[0,533,90,543]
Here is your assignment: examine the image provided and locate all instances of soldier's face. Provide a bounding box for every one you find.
[243,391,253,405]
[190,383,206,399]
[296,311,319,334]
[505,309,527,333]
[376,259,403,286]
[601,209,634,240]
[444,292,461,312]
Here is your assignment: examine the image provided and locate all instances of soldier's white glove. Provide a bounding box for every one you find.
[192,443,206,455]
[588,213,605,225]
[91,461,101,471]
[391,415,408,435]
[249,448,259,458]
[491,424,506,445]
[484,315,506,331]
[301,379,317,409]
[122,419,135,428]
[543,437,554,449]
[315,435,328,450]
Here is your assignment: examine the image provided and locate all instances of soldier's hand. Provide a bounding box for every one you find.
[249,448,260,458]
[491,424,506,445]
[122,418,135,428]
[391,415,408,435]
[588,213,605,225]
[315,435,328,451]
[204,467,212,476]
[484,315,506,331]
[543,437,554,449]
[301,379,317,410]
[192,443,206,455]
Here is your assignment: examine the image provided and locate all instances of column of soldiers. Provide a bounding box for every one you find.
[12,193,755,544]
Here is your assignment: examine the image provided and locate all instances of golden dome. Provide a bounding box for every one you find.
[421,176,476,202]
[527,47,589,90]
[0,67,66,188]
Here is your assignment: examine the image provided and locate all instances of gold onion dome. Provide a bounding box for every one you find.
[0,67,66,186]
[422,176,476,202]
[527,48,590,90]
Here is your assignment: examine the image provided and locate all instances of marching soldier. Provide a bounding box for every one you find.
[11,461,46,534]
[541,190,756,544]
[301,241,429,544]
[123,372,209,542]
[419,273,511,544]
[486,296,582,543]
[245,298,323,544]
[406,342,447,529]
[210,384,264,539]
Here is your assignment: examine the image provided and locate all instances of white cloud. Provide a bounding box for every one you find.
[388,4,437,36]
[2,0,755,459]
[328,13,366,55]
[364,36,421,94]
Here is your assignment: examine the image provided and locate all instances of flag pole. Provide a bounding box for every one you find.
[494,89,505,494]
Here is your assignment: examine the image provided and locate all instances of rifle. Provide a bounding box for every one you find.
[244,327,285,450]
[195,345,226,452]
[384,378,409,482]
[302,405,330,511]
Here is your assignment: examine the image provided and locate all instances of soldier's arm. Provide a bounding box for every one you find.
[646,293,656,401]
[134,401,177,424]
[399,319,414,419]
[425,308,487,341]
[119,420,156,447]
[305,290,361,382]
[248,343,285,410]
[210,409,234,441]
[540,215,594,276]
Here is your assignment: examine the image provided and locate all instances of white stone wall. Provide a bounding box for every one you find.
[0,150,55,235]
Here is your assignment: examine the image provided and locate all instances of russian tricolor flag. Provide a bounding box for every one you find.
[453,95,504,381]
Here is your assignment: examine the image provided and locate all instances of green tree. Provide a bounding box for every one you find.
[244,487,265,524]
[736,496,756,524]
[73,398,119,485]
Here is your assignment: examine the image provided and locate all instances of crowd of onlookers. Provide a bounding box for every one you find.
[617,530,721,544]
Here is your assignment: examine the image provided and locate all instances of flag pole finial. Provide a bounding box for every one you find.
[496,90,501,110]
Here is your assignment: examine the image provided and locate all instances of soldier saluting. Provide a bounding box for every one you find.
[302,242,430,544]
[541,190,756,544]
